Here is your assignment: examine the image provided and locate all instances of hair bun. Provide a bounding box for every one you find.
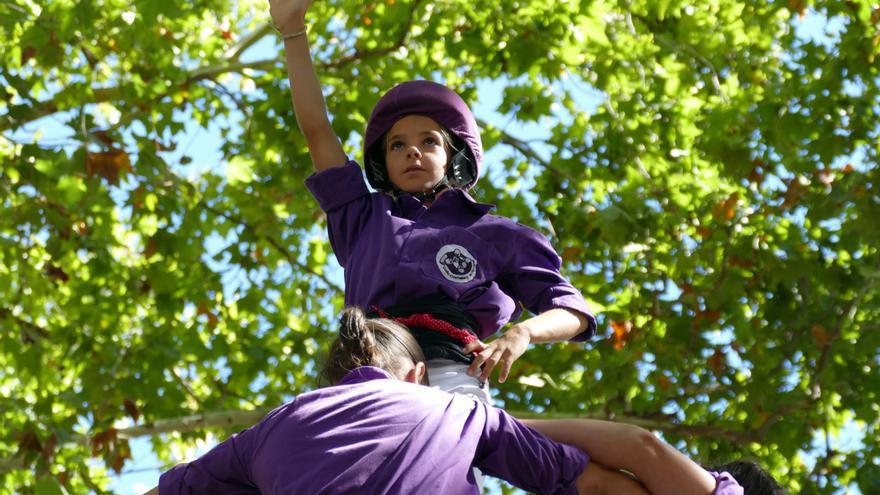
[322,307,426,385]
[338,307,376,362]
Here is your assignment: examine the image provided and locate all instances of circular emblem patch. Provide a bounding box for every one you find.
[435,244,477,283]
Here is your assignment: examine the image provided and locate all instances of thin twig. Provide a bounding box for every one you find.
[226,23,274,61]
[325,0,427,70]
[476,118,569,179]
[0,306,50,342]
[200,203,343,293]
[170,367,202,407]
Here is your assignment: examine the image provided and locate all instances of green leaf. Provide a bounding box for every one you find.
[33,478,64,495]
[226,157,255,185]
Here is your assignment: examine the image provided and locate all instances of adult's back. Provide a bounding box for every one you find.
[159,366,586,494]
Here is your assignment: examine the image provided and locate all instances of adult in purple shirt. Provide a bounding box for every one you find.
[149,308,633,495]
[147,309,780,495]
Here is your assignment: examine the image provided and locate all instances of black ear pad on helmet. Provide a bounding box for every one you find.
[366,144,392,192]
[446,136,477,188]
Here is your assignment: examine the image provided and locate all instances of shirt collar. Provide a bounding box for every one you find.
[338,366,396,385]
[449,189,495,215]
[394,189,494,219]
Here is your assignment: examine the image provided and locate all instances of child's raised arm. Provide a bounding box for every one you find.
[269,0,347,172]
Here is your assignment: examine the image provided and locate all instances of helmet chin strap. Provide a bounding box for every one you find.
[388,176,449,204]
[411,175,450,203]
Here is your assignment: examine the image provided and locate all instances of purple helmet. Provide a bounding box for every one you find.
[363,80,482,193]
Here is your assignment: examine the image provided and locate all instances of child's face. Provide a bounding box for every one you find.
[384,115,449,194]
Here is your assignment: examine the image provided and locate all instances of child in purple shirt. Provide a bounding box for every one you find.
[270,0,595,401]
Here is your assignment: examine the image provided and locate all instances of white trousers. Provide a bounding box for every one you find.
[427,358,493,404]
[427,358,492,487]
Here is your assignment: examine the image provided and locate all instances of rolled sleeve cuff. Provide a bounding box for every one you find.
[304,161,370,212]
[536,290,597,342]
[557,446,590,495]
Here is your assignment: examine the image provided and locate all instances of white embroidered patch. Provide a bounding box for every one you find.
[435,244,477,283]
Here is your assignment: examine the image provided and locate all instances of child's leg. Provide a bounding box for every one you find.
[427,358,492,404]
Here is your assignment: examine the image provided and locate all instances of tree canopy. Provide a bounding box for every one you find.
[1,0,878,493]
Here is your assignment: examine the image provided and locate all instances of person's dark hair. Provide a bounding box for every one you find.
[707,460,784,495]
[322,307,428,385]
[436,127,456,157]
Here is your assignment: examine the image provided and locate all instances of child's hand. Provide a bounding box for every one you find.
[269,0,312,34]
[464,325,530,384]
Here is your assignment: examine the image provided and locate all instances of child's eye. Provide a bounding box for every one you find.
[389,141,404,150]
[424,137,439,145]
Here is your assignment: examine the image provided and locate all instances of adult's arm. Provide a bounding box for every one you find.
[269,0,348,172]
[148,424,261,495]
[475,406,647,495]
[576,462,649,495]
[521,418,718,495]
[149,430,260,495]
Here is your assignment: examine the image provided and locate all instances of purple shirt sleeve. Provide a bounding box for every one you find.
[158,431,257,495]
[304,161,372,266]
[500,226,596,341]
[709,471,745,495]
[475,406,588,495]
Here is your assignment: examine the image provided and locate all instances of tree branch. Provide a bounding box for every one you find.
[629,13,724,97]
[2,0,428,133]
[200,203,343,294]
[0,56,284,133]
[1,86,119,133]
[807,277,875,400]
[169,368,203,407]
[117,408,271,439]
[476,118,569,179]
[226,23,274,61]
[0,306,49,343]
[79,467,112,495]
[0,408,273,474]
[325,0,427,70]
[751,275,869,440]
[0,405,764,474]
[186,58,280,85]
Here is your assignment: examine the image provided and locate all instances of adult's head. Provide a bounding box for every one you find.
[322,307,428,385]
[363,80,482,197]
[708,460,784,495]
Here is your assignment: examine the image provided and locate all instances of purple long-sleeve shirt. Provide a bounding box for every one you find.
[709,471,745,495]
[158,367,588,494]
[305,162,596,339]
